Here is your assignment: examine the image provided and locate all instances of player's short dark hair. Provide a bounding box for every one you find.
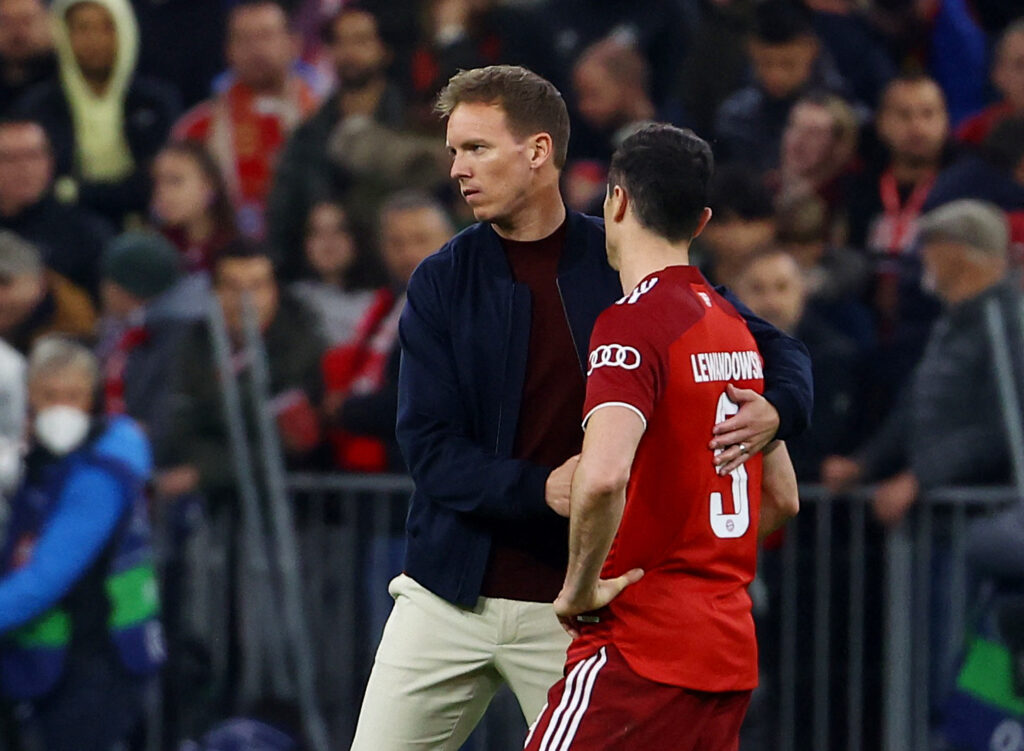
[608,124,714,242]
[707,166,774,222]
[435,65,570,169]
[752,0,816,45]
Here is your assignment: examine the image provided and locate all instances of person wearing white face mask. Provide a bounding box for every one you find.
[0,336,164,751]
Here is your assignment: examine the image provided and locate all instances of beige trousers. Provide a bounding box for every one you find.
[350,574,570,751]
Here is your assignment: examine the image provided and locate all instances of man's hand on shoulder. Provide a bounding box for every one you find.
[545,454,579,518]
[710,384,780,474]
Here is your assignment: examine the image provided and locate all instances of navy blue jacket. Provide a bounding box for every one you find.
[397,211,812,605]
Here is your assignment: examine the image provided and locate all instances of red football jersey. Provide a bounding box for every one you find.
[568,264,764,692]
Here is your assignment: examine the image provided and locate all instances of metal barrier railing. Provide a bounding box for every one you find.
[157,288,1022,750]
[163,473,1015,750]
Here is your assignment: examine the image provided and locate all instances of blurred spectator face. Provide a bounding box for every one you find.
[304,202,356,281]
[994,29,1024,111]
[226,2,295,93]
[0,122,53,216]
[100,279,140,319]
[0,268,44,336]
[920,239,974,304]
[380,205,451,285]
[151,149,216,229]
[700,215,776,268]
[0,0,50,63]
[447,102,537,226]
[330,10,388,90]
[66,1,118,82]
[781,101,835,179]
[749,36,818,100]
[28,362,93,414]
[733,251,806,334]
[215,255,279,335]
[573,58,624,131]
[877,80,949,167]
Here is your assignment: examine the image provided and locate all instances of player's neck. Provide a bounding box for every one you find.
[491,182,566,242]
[618,232,692,293]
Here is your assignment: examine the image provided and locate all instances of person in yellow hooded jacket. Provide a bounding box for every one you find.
[11,0,179,229]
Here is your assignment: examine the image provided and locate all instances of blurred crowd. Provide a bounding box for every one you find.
[0,0,1022,747]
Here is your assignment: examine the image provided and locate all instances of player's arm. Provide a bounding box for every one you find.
[759,440,800,540]
[554,406,646,638]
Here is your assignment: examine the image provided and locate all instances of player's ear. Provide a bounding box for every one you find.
[610,184,629,223]
[690,207,712,239]
[528,132,553,169]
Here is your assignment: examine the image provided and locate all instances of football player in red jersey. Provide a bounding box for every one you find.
[525,124,799,751]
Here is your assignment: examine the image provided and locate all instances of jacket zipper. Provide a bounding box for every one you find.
[495,284,516,453]
[556,277,584,373]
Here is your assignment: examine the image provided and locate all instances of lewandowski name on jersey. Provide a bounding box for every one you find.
[690,350,764,383]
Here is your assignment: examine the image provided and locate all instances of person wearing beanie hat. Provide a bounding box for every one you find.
[98,230,188,431]
[101,230,182,302]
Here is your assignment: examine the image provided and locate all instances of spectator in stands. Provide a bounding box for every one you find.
[97,232,187,448]
[774,92,860,221]
[694,165,776,288]
[289,199,381,346]
[714,0,848,172]
[544,0,687,110]
[823,200,1023,523]
[151,140,239,275]
[847,73,949,418]
[0,336,164,751]
[0,0,55,112]
[565,38,656,213]
[268,6,406,278]
[733,247,865,478]
[0,231,96,354]
[322,191,454,473]
[0,118,113,300]
[675,0,756,138]
[155,241,325,503]
[0,339,25,498]
[404,0,563,132]
[926,117,1024,254]
[848,73,951,255]
[173,0,320,240]
[804,0,896,108]
[774,191,874,347]
[13,0,178,228]
[956,18,1024,146]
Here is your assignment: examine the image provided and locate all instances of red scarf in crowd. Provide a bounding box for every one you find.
[174,77,320,238]
[321,288,401,472]
[104,325,150,415]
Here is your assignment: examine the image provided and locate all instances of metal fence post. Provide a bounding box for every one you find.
[883,522,914,751]
[206,297,291,697]
[240,296,331,751]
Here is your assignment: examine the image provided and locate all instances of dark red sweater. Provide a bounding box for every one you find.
[480,220,585,602]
